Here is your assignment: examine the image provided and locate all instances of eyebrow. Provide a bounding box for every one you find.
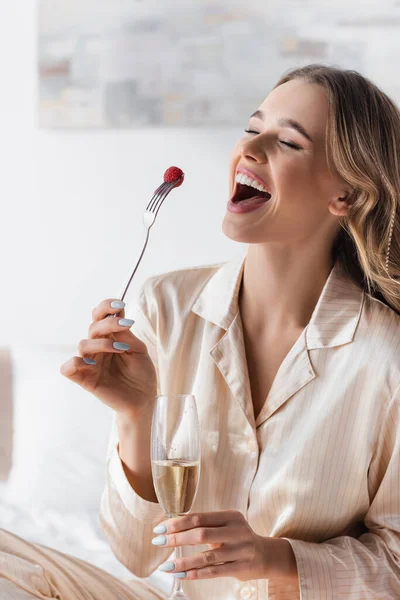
[249,109,314,143]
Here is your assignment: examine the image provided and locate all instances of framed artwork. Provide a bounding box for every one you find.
[39,0,397,129]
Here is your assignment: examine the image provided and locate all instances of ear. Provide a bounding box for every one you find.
[328,193,351,217]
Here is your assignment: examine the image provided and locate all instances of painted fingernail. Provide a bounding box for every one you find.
[118,318,134,327]
[153,524,167,534]
[152,536,167,546]
[113,342,130,351]
[172,572,187,579]
[158,561,175,572]
[111,301,125,309]
[83,358,97,365]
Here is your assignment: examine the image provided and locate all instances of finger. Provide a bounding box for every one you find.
[88,318,146,353]
[88,325,139,351]
[92,299,126,322]
[185,561,239,581]
[88,326,147,354]
[153,526,230,548]
[161,546,240,575]
[162,510,241,534]
[60,356,98,381]
[77,338,132,358]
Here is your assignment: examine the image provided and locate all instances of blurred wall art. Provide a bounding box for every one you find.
[38,0,400,128]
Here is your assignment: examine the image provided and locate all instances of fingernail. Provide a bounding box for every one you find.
[111,301,125,309]
[118,318,134,327]
[153,524,167,534]
[151,536,167,546]
[83,358,97,365]
[113,342,130,351]
[158,561,175,572]
[172,572,187,579]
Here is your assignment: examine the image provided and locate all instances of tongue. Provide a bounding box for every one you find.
[238,195,270,206]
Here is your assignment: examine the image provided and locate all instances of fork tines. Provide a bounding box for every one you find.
[147,181,178,213]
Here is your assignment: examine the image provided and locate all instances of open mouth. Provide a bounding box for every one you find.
[231,182,272,205]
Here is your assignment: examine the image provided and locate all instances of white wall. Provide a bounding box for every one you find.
[0,2,245,346]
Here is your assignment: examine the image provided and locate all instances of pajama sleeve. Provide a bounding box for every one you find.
[281,383,400,599]
[99,279,173,578]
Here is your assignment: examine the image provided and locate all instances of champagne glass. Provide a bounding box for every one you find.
[151,394,201,600]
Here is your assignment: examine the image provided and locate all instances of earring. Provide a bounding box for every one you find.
[385,205,396,276]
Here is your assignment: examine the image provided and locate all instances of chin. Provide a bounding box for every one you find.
[222,217,259,244]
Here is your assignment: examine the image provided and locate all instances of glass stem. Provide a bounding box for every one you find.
[172,545,184,594]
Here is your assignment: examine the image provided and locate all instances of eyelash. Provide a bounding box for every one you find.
[244,129,301,151]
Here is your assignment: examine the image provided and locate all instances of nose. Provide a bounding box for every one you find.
[239,136,268,164]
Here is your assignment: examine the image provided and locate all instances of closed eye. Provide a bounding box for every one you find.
[280,141,301,151]
[244,129,301,151]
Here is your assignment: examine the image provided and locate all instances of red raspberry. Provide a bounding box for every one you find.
[164,166,184,186]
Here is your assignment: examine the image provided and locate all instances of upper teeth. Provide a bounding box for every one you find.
[235,172,270,194]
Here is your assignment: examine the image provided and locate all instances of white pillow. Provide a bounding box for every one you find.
[4,345,112,512]
[2,344,172,593]
[0,347,13,480]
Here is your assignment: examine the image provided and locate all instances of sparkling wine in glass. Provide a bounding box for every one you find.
[151,394,201,600]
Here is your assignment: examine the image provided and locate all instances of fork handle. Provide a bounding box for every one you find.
[120,226,151,302]
[106,226,150,319]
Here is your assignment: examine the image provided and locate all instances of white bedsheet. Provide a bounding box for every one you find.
[0,486,171,594]
[0,345,171,594]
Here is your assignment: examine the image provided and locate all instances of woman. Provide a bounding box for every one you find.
[1,64,399,600]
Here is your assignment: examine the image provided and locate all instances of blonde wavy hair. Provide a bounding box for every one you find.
[274,64,400,315]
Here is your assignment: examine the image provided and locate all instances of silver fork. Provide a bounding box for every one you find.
[107,178,182,319]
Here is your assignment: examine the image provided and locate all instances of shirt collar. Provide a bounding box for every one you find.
[191,253,364,349]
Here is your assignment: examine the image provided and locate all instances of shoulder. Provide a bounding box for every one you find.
[361,293,400,380]
[363,293,400,334]
[140,260,228,311]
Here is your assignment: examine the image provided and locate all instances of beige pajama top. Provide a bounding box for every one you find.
[100,253,400,600]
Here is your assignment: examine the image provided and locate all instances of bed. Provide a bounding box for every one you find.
[0,344,170,594]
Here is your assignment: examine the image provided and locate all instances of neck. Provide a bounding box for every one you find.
[239,243,335,335]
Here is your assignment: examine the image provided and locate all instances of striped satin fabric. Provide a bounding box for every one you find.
[0,528,165,600]
[101,252,400,600]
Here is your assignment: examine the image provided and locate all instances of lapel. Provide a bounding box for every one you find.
[254,327,315,428]
[191,254,364,430]
[209,311,256,429]
[192,254,255,427]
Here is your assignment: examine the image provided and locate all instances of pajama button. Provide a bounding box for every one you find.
[240,585,252,599]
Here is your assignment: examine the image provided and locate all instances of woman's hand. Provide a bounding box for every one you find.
[152,510,274,582]
[60,299,157,421]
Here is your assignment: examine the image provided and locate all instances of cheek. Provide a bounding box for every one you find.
[274,162,327,217]
[277,160,309,186]
[228,149,240,191]
[275,160,322,206]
